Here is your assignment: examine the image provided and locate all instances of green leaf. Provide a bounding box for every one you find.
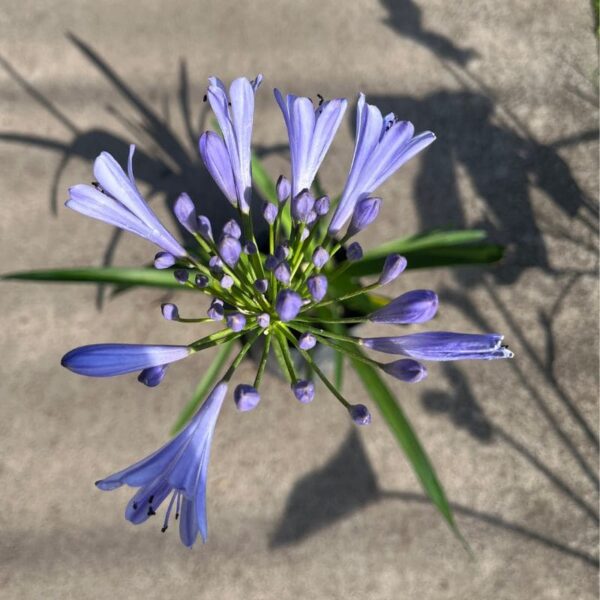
[170,340,236,435]
[367,228,489,255]
[2,267,190,290]
[349,348,466,545]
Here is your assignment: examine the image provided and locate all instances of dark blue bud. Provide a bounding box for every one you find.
[244,241,258,255]
[154,251,176,269]
[226,312,247,332]
[207,298,224,321]
[174,269,189,284]
[291,189,314,223]
[382,359,428,383]
[276,289,303,322]
[219,235,242,268]
[222,219,242,239]
[349,404,372,425]
[298,333,317,350]
[137,365,168,387]
[292,380,315,403]
[220,274,234,289]
[234,384,261,412]
[257,313,270,328]
[173,193,197,233]
[312,246,329,269]
[370,290,438,324]
[254,278,269,294]
[274,261,291,285]
[161,303,179,321]
[264,254,279,271]
[346,242,363,262]
[347,197,381,237]
[274,243,290,261]
[379,254,407,285]
[195,274,209,288]
[307,274,327,302]
[209,255,224,275]
[263,202,278,225]
[197,215,213,241]
[314,195,330,216]
[276,175,291,204]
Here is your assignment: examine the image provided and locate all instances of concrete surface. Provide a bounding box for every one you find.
[0,1,598,598]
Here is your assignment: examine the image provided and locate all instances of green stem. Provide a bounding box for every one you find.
[222,328,262,381]
[279,325,350,408]
[253,333,272,388]
[274,329,298,382]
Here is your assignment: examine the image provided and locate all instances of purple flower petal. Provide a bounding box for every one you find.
[379,254,407,285]
[298,333,317,350]
[61,344,190,377]
[221,219,242,240]
[346,242,363,261]
[312,246,330,269]
[173,193,197,234]
[292,380,315,403]
[307,274,328,302]
[276,175,291,203]
[362,332,514,361]
[219,235,242,268]
[96,382,228,546]
[276,289,303,322]
[347,196,381,237]
[161,303,179,321]
[226,312,246,332]
[349,404,372,425]
[369,290,438,324]
[199,131,237,206]
[154,251,176,270]
[234,384,261,412]
[381,359,428,383]
[137,364,168,387]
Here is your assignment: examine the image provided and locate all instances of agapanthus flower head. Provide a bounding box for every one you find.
[62,74,512,548]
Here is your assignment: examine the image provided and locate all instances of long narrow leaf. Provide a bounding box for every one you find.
[2,267,189,290]
[170,340,236,435]
[348,347,465,543]
[251,154,278,204]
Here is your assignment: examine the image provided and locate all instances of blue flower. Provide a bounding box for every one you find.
[66,146,186,258]
[328,94,436,234]
[61,343,191,377]
[361,332,513,361]
[199,75,263,213]
[274,88,347,198]
[96,382,228,547]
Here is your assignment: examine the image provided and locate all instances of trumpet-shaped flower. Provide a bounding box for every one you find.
[96,382,228,546]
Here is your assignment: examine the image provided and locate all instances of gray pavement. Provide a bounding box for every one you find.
[0,1,598,598]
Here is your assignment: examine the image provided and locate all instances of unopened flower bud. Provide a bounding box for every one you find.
[379,254,407,285]
[197,215,213,241]
[254,279,269,294]
[307,274,327,302]
[220,274,234,289]
[154,251,176,269]
[234,384,261,412]
[349,404,372,425]
[207,298,224,321]
[161,303,179,321]
[382,359,428,383]
[264,254,279,271]
[274,261,291,285]
[299,333,317,350]
[173,269,189,284]
[226,312,247,332]
[209,255,223,275]
[347,242,363,262]
[173,193,197,233]
[292,380,315,403]
[312,246,329,269]
[244,241,257,255]
[219,235,242,268]
[195,274,209,288]
[263,202,278,225]
[222,219,242,239]
[347,197,381,237]
[369,290,438,324]
[257,313,271,328]
[274,243,290,261]
[291,189,314,223]
[314,195,330,216]
[276,175,291,204]
[137,365,167,387]
[276,289,303,322]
